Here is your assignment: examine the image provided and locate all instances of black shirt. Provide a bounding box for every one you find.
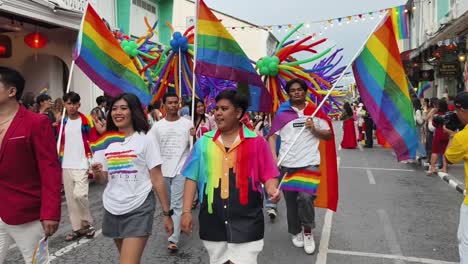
[198,150,265,243]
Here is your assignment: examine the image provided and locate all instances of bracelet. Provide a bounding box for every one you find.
[182,211,191,215]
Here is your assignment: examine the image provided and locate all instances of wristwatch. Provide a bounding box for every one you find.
[162,209,174,217]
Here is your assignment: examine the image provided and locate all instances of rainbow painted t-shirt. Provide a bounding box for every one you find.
[93,132,162,215]
[182,125,279,214]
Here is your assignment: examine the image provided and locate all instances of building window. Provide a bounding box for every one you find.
[132,0,156,13]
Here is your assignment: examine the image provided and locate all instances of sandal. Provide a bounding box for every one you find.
[84,225,96,239]
[168,242,178,253]
[65,230,84,241]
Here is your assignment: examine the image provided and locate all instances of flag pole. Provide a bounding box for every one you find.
[56,2,88,153]
[56,60,76,153]
[179,48,182,97]
[190,0,199,148]
[276,12,388,171]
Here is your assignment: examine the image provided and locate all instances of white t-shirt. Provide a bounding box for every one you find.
[62,118,88,169]
[150,117,192,178]
[93,132,162,215]
[276,107,330,168]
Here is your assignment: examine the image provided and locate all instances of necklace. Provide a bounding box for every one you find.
[121,132,136,146]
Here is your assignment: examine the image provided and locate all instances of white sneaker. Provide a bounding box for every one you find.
[292,231,304,248]
[303,231,316,254]
[267,208,277,220]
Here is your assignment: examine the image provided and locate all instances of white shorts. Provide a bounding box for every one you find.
[202,239,264,264]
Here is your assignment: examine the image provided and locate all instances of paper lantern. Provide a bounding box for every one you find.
[24,32,48,49]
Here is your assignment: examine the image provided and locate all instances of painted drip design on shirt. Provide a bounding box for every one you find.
[106,150,138,181]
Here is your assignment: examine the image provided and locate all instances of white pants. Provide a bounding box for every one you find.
[165,174,185,244]
[459,204,468,264]
[0,219,43,264]
[63,169,93,231]
[202,239,264,264]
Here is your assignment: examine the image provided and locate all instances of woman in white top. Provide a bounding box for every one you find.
[91,93,173,263]
[412,98,427,159]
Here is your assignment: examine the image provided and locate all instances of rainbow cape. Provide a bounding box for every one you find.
[74,4,151,105]
[269,101,339,211]
[281,169,320,195]
[90,131,125,153]
[352,16,417,161]
[195,0,272,112]
[391,5,409,40]
[417,81,431,98]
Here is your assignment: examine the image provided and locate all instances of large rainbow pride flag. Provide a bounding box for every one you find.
[352,16,417,161]
[195,0,272,113]
[74,4,152,105]
[391,5,409,40]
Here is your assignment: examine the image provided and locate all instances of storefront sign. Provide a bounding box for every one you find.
[438,62,459,76]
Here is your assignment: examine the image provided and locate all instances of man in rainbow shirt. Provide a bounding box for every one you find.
[59,92,104,242]
[445,92,468,263]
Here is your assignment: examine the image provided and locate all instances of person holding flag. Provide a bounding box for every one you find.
[268,78,335,255]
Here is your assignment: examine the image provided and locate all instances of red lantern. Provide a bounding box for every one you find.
[24,32,48,49]
[0,45,5,56]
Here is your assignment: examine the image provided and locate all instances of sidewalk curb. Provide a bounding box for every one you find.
[437,172,466,196]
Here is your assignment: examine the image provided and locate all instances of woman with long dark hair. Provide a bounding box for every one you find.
[181,90,280,264]
[91,93,173,263]
[193,98,216,140]
[340,102,357,149]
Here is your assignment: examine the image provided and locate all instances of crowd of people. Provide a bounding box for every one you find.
[339,95,464,176]
[2,63,468,263]
[0,65,336,264]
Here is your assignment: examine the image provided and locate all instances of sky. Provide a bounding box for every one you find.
[204,0,406,86]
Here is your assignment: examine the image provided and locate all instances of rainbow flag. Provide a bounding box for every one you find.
[269,101,339,211]
[38,87,48,95]
[195,0,272,113]
[352,16,417,161]
[391,5,409,40]
[90,131,125,153]
[417,81,431,98]
[281,169,320,195]
[74,4,152,105]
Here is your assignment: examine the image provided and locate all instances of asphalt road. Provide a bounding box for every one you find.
[4,121,463,263]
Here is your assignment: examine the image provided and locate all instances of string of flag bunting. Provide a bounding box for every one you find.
[174,4,417,35]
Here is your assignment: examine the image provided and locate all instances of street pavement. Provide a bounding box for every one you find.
[4,121,464,263]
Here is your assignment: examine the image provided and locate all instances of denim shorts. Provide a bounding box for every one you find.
[102,192,155,239]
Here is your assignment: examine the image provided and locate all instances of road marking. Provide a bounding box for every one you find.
[366,169,376,184]
[49,229,102,261]
[316,209,333,264]
[328,249,457,264]
[377,209,404,264]
[340,166,414,172]
[358,144,363,151]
